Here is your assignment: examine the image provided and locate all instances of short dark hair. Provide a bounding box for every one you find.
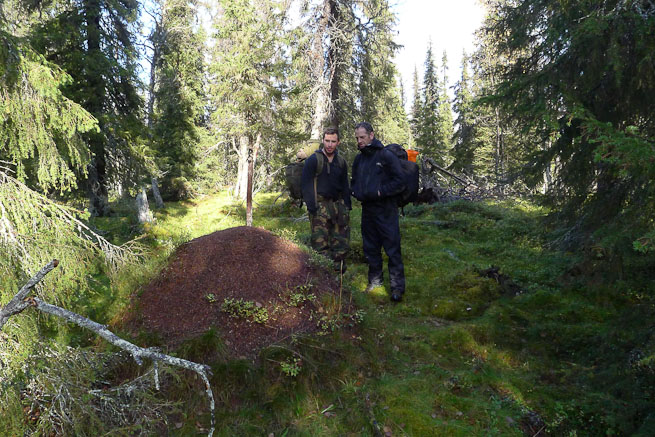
[355,122,374,134]
[323,127,340,140]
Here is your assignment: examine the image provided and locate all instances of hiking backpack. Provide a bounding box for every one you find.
[285,144,346,207]
[385,143,419,208]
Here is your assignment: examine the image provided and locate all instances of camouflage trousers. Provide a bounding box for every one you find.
[310,197,350,262]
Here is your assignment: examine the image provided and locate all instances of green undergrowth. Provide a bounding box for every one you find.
[4,192,655,436]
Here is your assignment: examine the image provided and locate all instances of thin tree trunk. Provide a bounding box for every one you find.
[151,177,165,208]
[327,0,341,129]
[85,0,110,217]
[246,147,254,226]
[494,106,505,195]
[542,140,552,194]
[146,40,160,128]
[235,135,249,200]
[310,1,331,138]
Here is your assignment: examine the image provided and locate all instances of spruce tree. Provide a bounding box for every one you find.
[29,0,144,215]
[357,0,408,144]
[451,51,476,174]
[0,25,96,192]
[481,0,655,251]
[409,66,421,145]
[149,0,207,200]
[436,50,454,162]
[298,0,405,144]
[209,0,292,200]
[415,41,444,163]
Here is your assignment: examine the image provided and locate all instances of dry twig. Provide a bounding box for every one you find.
[0,260,216,437]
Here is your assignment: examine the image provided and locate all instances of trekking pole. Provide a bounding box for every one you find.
[338,260,343,316]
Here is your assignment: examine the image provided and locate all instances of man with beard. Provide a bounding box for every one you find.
[301,127,351,272]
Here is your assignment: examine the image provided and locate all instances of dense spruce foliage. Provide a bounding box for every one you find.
[480,0,655,253]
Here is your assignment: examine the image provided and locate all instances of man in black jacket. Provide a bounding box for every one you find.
[351,122,406,302]
[301,127,351,272]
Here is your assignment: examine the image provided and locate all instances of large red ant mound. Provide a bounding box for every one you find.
[133,226,342,358]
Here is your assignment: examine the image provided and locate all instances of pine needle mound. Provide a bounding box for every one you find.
[134,226,341,358]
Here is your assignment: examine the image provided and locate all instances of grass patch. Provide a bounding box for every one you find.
[5,192,655,435]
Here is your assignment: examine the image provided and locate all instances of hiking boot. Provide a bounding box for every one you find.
[364,281,383,293]
[390,291,403,302]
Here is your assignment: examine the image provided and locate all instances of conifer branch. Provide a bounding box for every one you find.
[0,260,216,437]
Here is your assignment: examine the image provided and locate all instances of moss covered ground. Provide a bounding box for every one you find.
[6,192,655,436]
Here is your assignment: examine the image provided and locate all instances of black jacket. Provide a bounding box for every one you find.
[301,149,351,214]
[351,138,405,203]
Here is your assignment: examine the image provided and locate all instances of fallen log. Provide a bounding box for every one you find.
[0,260,216,437]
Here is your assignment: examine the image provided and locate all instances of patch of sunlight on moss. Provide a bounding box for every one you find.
[489,350,517,370]
[431,298,478,321]
[151,192,245,242]
[376,377,442,433]
[369,286,388,298]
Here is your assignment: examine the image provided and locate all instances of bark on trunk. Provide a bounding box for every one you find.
[85,0,110,217]
[310,1,332,138]
[234,135,250,200]
[136,187,154,224]
[246,147,254,226]
[146,40,160,128]
[327,0,341,129]
[87,159,110,217]
[151,177,165,208]
[234,133,260,201]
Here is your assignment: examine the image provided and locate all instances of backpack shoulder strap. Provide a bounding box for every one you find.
[335,154,347,171]
[313,152,325,204]
[315,151,325,177]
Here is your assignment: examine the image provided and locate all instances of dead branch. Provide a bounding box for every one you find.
[0,261,215,437]
[422,157,472,186]
[0,259,59,330]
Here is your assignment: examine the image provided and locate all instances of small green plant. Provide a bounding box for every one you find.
[312,312,346,334]
[348,309,366,325]
[205,293,217,303]
[271,227,299,243]
[280,357,302,377]
[304,247,333,270]
[282,282,317,307]
[221,298,269,324]
[316,314,340,334]
[289,291,316,306]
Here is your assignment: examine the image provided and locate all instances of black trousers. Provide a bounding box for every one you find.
[361,198,405,293]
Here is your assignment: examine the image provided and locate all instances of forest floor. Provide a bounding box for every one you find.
[81,191,655,436]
